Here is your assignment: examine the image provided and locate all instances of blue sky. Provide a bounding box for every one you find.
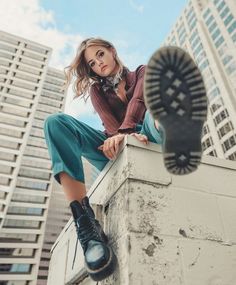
[39,0,188,130]
[40,0,188,68]
[0,0,188,130]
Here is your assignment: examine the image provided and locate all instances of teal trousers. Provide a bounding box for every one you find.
[44,111,162,184]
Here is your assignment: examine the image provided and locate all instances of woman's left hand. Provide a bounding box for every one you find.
[130,133,148,145]
[98,133,125,160]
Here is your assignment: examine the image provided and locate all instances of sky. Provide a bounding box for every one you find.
[0,0,188,130]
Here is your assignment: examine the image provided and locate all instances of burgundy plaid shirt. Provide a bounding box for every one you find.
[90,65,146,137]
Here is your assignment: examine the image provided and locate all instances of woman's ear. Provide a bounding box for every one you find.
[110,47,117,58]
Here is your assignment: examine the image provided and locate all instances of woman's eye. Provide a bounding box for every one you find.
[98,51,104,58]
[90,62,95,67]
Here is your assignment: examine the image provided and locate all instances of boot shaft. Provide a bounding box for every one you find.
[70,200,84,220]
[69,197,105,253]
[81,196,95,218]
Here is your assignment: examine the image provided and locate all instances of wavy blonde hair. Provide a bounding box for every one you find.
[64,37,124,99]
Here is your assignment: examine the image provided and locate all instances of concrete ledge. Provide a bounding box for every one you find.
[48,135,236,285]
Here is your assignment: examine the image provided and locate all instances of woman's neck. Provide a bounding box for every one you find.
[109,64,121,77]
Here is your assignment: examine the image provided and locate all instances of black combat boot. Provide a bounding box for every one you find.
[70,197,116,281]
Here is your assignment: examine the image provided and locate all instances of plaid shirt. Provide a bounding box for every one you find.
[90,65,146,137]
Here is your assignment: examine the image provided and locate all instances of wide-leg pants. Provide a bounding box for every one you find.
[44,111,162,184]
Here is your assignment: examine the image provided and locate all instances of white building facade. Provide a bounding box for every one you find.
[0,31,66,285]
[164,0,236,160]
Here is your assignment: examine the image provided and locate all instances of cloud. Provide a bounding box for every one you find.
[0,0,147,120]
[0,0,83,69]
[129,0,144,13]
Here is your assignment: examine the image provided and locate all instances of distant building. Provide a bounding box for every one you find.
[164,0,236,160]
[0,30,105,285]
[0,30,66,285]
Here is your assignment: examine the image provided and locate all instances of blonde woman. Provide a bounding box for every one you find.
[44,38,207,281]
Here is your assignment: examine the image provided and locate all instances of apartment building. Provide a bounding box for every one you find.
[164,0,236,160]
[0,30,105,285]
[0,31,66,285]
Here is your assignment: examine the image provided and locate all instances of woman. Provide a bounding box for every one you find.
[44,38,207,281]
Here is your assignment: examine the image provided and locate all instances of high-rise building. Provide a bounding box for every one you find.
[0,30,106,285]
[163,0,236,160]
[36,180,71,285]
[0,31,66,285]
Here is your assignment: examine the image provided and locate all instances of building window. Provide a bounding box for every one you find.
[222,135,236,152]
[217,1,226,12]
[189,29,198,43]
[209,21,217,33]
[222,54,233,65]
[12,192,46,204]
[199,59,209,71]
[0,263,31,273]
[215,36,224,48]
[218,122,234,139]
[228,20,236,34]
[220,6,229,19]
[206,15,214,27]
[203,124,210,136]
[202,137,213,151]
[3,219,41,229]
[213,0,220,5]
[203,8,210,19]
[208,150,217,157]
[214,109,229,125]
[210,96,224,113]
[228,152,236,161]
[7,206,43,216]
[196,50,206,64]
[212,28,221,40]
[224,14,233,26]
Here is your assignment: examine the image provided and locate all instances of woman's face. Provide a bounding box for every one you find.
[84,45,119,77]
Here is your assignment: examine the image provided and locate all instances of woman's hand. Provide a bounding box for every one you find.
[98,133,125,160]
[130,133,148,145]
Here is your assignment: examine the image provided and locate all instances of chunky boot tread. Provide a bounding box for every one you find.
[144,46,207,175]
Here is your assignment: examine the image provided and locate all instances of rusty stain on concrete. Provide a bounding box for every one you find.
[179,228,188,237]
[143,243,157,257]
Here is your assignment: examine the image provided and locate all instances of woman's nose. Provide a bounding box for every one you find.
[97,59,103,66]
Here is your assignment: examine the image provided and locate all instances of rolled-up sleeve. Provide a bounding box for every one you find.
[118,65,146,133]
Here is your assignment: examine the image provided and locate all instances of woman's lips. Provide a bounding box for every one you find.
[101,65,107,71]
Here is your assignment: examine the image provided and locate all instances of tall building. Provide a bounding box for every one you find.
[0,31,66,285]
[36,181,71,285]
[163,0,236,160]
[0,30,106,285]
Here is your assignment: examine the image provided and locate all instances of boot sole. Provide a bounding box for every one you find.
[86,245,117,281]
[144,46,208,175]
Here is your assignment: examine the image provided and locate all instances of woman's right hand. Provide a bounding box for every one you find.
[98,133,125,160]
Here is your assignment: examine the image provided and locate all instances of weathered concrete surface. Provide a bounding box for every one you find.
[48,135,236,285]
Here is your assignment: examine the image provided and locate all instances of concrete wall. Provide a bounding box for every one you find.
[47,136,236,285]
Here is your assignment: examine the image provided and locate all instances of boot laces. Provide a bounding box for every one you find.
[72,216,102,270]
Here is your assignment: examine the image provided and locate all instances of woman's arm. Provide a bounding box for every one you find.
[118,65,146,133]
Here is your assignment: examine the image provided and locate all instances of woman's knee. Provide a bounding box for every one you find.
[44,113,73,132]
